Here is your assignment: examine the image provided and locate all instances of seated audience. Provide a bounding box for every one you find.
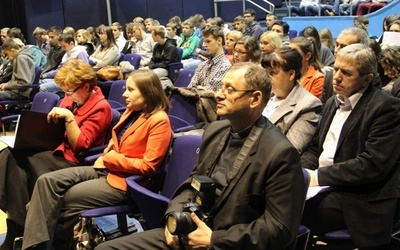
[379,45,400,96]
[262,47,322,154]
[233,15,248,35]
[339,0,361,15]
[22,69,171,250]
[233,36,262,64]
[147,25,178,78]
[357,0,390,15]
[265,13,278,31]
[260,31,283,55]
[0,38,35,101]
[225,30,243,64]
[89,25,120,71]
[301,26,334,67]
[111,22,128,52]
[243,8,263,40]
[40,33,89,94]
[130,22,156,66]
[290,0,319,16]
[177,18,200,60]
[290,36,325,98]
[32,26,50,57]
[188,27,231,91]
[182,18,216,70]
[165,22,180,42]
[319,28,335,54]
[0,59,112,249]
[301,44,400,249]
[41,26,65,75]
[76,29,95,56]
[271,21,290,46]
[96,62,306,250]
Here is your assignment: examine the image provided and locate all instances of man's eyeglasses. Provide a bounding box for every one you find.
[220,86,255,96]
[64,85,82,95]
[233,49,248,56]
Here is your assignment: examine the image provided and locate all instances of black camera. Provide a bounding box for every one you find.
[166,175,215,235]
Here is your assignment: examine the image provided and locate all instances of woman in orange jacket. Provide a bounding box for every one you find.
[22,69,172,250]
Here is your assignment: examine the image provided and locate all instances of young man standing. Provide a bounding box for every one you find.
[0,38,35,101]
[147,26,178,78]
[243,8,263,41]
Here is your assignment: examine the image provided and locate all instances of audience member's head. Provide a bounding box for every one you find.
[166,22,178,39]
[192,14,206,29]
[205,18,218,29]
[32,26,48,43]
[260,31,282,55]
[63,26,76,38]
[97,25,116,49]
[266,13,278,30]
[58,33,76,52]
[271,21,289,38]
[301,25,322,49]
[388,20,400,32]
[319,28,334,51]
[202,26,225,56]
[225,30,244,54]
[7,27,26,44]
[383,14,400,32]
[144,18,155,33]
[133,16,144,25]
[1,27,10,43]
[290,36,322,72]
[243,8,256,26]
[261,46,303,98]
[334,27,369,56]
[217,62,271,111]
[169,16,182,35]
[76,29,92,45]
[182,19,195,38]
[125,69,170,114]
[379,45,400,80]
[2,38,22,60]
[111,22,123,39]
[234,36,261,63]
[354,15,369,29]
[334,44,376,98]
[55,59,97,92]
[151,25,166,41]
[233,16,246,33]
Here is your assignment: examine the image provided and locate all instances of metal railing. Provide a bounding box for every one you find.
[214,0,275,17]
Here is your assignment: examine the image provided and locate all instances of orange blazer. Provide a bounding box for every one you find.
[301,65,325,99]
[93,109,171,191]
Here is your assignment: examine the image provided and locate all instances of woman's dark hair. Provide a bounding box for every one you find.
[300,25,322,50]
[261,46,303,82]
[127,69,170,115]
[97,25,117,50]
[235,36,262,63]
[290,36,323,72]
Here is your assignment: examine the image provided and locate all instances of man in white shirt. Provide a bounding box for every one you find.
[111,22,127,53]
[301,44,400,249]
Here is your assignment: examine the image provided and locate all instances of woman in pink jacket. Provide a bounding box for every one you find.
[22,69,172,250]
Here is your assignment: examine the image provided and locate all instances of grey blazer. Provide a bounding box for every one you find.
[269,84,322,154]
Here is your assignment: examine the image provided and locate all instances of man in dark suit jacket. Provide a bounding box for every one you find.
[301,44,400,248]
[97,62,306,250]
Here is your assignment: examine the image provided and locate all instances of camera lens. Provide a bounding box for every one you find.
[166,211,195,235]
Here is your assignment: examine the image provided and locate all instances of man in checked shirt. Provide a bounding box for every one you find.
[187,26,231,92]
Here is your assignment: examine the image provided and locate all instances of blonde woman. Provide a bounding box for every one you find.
[76,29,95,55]
[260,31,282,55]
[224,30,243,64]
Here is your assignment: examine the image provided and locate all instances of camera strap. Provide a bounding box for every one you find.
[209,117,267,215]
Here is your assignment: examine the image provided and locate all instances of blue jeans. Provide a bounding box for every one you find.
[39,79,63,94]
